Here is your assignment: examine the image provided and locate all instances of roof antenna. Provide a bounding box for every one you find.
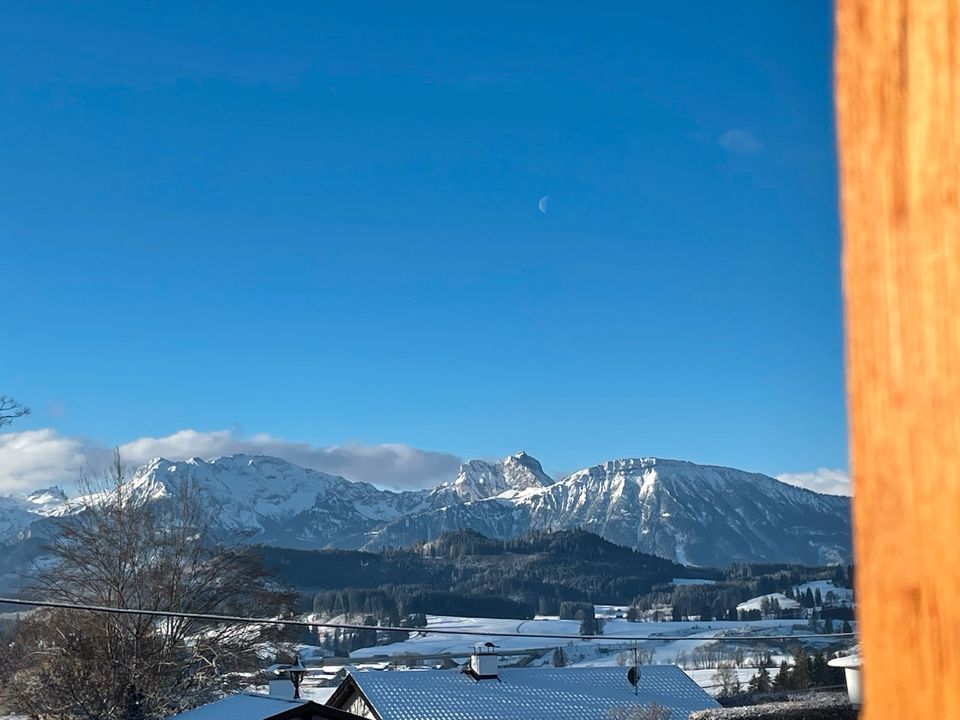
[627,645,640,695]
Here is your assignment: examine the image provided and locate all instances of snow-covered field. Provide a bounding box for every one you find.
[349,614,826,661]
[343,611,837,692]
[265,594,856,699]
[685,666,785,696]
[733,581,853,615]
[594,605,630,618]
[797,580,854,606]
[736,593,801,613]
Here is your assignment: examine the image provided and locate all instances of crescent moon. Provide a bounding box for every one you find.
[538,195,549,214]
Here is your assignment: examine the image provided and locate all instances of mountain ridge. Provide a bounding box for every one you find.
[0,451,852,567]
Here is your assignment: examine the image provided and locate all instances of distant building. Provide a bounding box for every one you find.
[327,643,719,720]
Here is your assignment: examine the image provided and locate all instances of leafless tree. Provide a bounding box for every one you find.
[0,450,296,719]
[604,703,672,720]
[712,665,741,697]
[0,395,30,428]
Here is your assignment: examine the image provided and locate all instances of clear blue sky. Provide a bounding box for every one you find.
[1,2,844,480]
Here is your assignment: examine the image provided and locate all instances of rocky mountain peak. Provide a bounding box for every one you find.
[0,451,852,567]
[432,452,554,504]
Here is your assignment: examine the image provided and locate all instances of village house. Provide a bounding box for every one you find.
[168,692,363,720]
[168,659,364,720]
[326,642,720,720]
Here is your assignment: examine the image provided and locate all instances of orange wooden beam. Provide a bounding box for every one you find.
[835,0,960,716]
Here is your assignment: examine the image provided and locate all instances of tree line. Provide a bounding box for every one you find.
[629,565,855,623]
[261,528,687,623]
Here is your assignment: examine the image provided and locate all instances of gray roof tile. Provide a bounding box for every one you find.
[348,665,720,720]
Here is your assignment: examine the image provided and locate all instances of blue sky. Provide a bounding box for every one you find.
[0,2,847,492]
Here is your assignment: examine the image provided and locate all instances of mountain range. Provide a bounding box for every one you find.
[0,451,851,572]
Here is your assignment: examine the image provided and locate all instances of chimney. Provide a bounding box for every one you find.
[266,655,308,699]
[468,642,499,680]
[268,678,295,700]
[827,652,862,707]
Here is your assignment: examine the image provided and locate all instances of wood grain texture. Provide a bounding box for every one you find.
[835,0,960,716]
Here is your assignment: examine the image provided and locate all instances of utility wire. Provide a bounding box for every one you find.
[0,597,856,643]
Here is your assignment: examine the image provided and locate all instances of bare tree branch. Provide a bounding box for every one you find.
[0,395,30,428]
[0,449,297,719]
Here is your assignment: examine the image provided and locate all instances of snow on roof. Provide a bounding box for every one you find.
[344,665,720,720]
[828,653,862,669]
[828,643,861,669]
[168,692,307,720]
[300,686,337,704]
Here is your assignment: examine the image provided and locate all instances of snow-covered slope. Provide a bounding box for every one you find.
[23,486,68,515]
[737,592,801,613]
[360,457,852,565]
[0,495,37,542]
[541,458,850,565]
[0,453,852,566]
[425,452,553,506]
[124,455,430,549]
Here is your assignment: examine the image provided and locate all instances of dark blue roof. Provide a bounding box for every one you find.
[346,665,720,720]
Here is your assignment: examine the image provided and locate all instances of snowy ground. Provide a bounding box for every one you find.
[351,614,811,661]
[594,604,630,618]
[797,579,854,606]
[341,611,846,693]
[736,593,801,613]
[685,666,785,696]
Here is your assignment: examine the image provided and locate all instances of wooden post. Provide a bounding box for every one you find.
[835,0,960,716]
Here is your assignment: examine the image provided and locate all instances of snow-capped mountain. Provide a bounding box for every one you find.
[118,455,429,549]
[0,452,851,567]
[424,451,553,506]
[361,458,850,565]
[0,495,36,541]
[23,486,68,515]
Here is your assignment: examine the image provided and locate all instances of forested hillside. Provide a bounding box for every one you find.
[257,529,687,620]
[255,529,852,627]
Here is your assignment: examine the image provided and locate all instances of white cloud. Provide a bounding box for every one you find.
[0,428,464,495]
[776,468,852,496]
[0,429,89,494]
[718,129,762,154]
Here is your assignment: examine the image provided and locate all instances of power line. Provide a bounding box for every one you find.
[0,597,856,643]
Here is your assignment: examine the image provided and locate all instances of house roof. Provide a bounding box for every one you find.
[169,692,361,720]
[331,665,720,720]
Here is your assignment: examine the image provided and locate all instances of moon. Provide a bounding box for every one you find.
[538,195,550,214]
